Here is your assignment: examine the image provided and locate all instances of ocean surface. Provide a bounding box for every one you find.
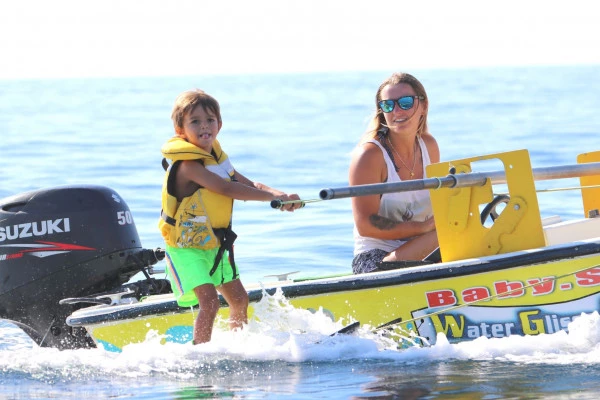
[1,65,600,399]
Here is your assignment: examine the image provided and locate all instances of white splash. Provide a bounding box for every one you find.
[2,296,600,382]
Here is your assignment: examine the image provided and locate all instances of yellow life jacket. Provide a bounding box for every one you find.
[158,137,235,251]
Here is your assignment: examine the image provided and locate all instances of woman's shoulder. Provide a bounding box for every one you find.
[350,140,387,183]
[420,132,440,163]
[421,131,437,143]
[352,139,384,161]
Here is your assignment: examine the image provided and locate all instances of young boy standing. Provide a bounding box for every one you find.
[159,89,299,344]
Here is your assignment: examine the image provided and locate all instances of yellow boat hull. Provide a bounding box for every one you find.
[68,244,600,352]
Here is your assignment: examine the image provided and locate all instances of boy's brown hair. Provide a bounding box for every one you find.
[171,89,222,130]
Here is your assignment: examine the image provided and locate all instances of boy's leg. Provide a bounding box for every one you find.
[218,279,249,330]
[192,283,220,344]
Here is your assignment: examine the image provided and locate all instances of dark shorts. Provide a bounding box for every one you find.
[352,249,388,274]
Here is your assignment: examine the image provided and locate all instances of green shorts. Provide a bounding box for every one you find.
[164,245,237,307]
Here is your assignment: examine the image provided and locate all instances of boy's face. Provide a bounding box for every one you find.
[175,105,221,152]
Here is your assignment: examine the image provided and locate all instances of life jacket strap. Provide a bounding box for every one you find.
[160,210,177,226]
[210,226,238,279]
[162,158,170,171]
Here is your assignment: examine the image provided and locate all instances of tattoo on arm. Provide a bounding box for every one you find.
[369,214,398,230]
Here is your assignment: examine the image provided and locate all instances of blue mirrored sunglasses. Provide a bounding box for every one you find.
[378,95,425,113]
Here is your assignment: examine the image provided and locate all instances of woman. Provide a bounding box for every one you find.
[350,72,440,274]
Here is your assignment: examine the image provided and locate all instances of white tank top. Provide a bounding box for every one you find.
[353,136,433,255]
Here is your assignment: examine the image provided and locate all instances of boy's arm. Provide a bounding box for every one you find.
[234,169,301,211]
[179,161,273,201]
[233,170,285,196]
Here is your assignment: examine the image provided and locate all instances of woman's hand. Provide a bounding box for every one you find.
[422,216,436,233]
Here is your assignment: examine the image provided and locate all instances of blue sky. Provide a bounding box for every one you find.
[1,0,598,80]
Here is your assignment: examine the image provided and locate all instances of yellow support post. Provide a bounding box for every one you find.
[426,149,545,262]
[577,151,600,218]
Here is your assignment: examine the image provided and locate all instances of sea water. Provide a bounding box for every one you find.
[1,65,600,398]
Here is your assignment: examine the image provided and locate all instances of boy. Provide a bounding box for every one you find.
[159,89,299,344]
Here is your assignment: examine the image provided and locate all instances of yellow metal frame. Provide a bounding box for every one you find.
[426,149,545,262]
[577,151,600,218]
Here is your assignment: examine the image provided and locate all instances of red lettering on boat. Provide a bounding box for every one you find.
[426,290,457,307]
[527,277,556,296]
[495,280,525,298]
[462,287,491,303]
[575,267,600,286]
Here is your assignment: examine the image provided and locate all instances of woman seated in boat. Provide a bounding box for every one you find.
[349,72,440,274]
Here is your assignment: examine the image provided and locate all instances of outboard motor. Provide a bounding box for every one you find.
[0,185,165,349]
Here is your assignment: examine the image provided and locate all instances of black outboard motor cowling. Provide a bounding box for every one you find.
[0,185,161,349]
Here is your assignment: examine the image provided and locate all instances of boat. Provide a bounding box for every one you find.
[2,148,600,352]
